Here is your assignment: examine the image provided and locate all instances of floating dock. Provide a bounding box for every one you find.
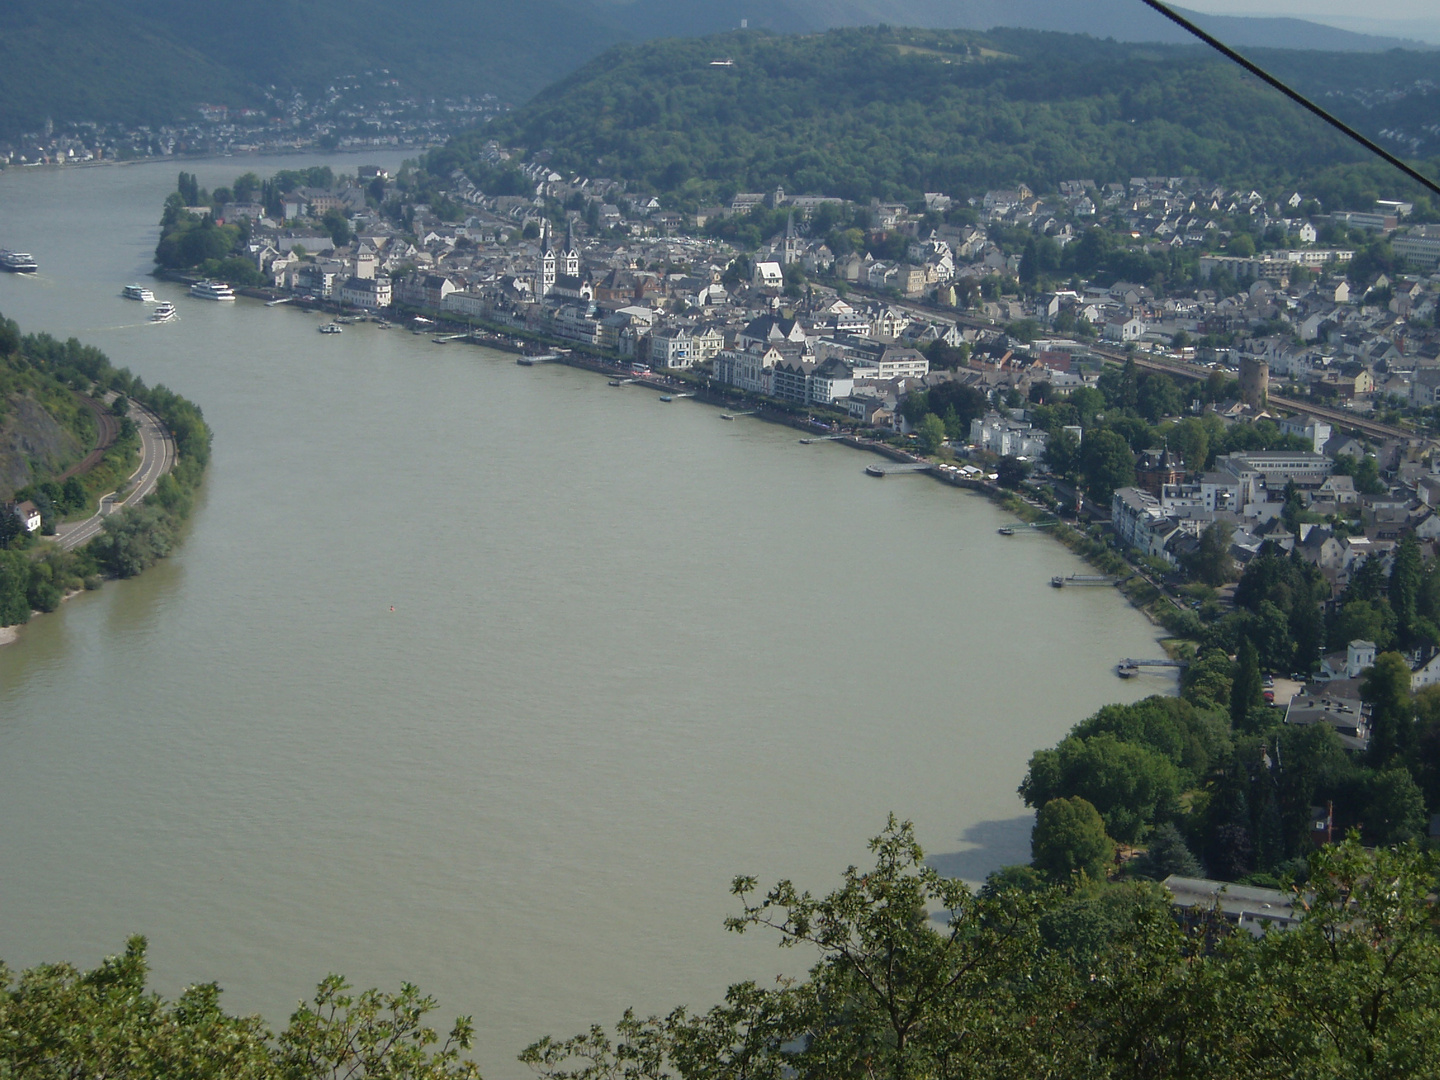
[1051,574,1120,588]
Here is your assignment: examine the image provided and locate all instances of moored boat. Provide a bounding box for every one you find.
[865,464,886,477]
[189,279,236,300]
[998,526,1015,536]
[318,323,343,334]
[122,283,156,302]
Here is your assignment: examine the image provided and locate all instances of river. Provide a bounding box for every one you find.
[0,153,1172,1077]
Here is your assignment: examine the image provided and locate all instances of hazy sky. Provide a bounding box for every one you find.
[1183,0,1435,16]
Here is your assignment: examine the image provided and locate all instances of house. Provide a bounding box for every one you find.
[752,261,784,290]
[1164,876,1301,936]
[807,357,854,405]
[12,500,41,533]
[1103,316,1146,343]
[338,274,392,310]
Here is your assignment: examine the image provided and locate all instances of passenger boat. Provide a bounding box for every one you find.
[150,302,178,323]
[189,280,236,300]
[0,250,38,273]
[318,323,343,334]
[122,284,156,302]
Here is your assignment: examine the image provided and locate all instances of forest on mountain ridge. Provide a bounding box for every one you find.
[440,27,1440,207]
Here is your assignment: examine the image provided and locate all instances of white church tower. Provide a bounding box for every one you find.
[561,219,580,279]
[539,220,557,296]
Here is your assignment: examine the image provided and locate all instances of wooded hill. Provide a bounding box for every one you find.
[3,0,1433,144]
[446,26,1440,205]
[0,0,627,140]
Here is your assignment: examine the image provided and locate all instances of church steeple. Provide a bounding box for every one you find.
[781,210,800,267]
[562,217,579,278]
[539,219,557,296]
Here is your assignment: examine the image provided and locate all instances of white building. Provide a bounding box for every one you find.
[338,274,392,310]
[752,261,784,290]
[969,412,1047,458]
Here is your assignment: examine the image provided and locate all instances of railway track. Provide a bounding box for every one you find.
[55,394,121,482]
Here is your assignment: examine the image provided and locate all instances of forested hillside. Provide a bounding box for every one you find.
[0,0,626,139]
[2,0,1432,142]
[454,27,1440,204]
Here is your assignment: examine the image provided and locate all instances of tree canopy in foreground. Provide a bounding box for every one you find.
[5,819,1439,1079]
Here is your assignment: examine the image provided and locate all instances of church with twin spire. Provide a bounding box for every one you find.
[538,219,582,298]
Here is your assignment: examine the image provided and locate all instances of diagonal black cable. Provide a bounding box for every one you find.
[1137,0,1440,200]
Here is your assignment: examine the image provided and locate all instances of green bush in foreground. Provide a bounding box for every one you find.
[5,821,1440,1080]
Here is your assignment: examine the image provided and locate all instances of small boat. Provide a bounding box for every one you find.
[720,414,734,420]
[150,302,178,323]
[799,438,813,444]
[658,395,673,402]
[0,250,38,273]
[1051,575,1066,588]
[189,280,235,301]
[376,321,391,329]
[607,379,622,386]
[998,527,1016,536]
[865,465,886,477]
[318,323,343,334]
[122,284,156,302]
[516,357,536,366]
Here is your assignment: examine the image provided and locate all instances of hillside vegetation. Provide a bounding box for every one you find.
[452,27,1440,204]
[0,0,626,139]
[3,1,1433,144]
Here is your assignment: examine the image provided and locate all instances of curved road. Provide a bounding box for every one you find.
[56,402,176,550]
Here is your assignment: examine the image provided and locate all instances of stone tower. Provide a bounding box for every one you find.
[1239,356,1269,410]
[562,219,580,279]
[781,211,800,267]
[539,220,556,296]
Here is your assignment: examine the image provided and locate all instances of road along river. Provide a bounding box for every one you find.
[0,154,1173,1079]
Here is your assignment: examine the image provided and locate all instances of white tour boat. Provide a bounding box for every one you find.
[150,302,179,323]
[122,284,157,302]
[189,280,236,301]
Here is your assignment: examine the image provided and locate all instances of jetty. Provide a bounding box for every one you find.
[798,435,844,444]
[1050,574,1121,588]
[1117,658,1186,678]
[864,462,932,476]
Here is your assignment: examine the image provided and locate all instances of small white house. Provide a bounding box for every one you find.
[14,500,41,533]
[752,261,784,290]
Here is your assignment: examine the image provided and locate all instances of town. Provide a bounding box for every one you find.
[0,72,497,166]
[150,154,1440,745]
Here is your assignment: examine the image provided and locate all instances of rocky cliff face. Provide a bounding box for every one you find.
[0,393,82,501]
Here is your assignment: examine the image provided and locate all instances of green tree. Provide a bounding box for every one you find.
[1182,520,1234,587]
[996,455,1029,488]
[0,549,31,625]
[1031,797,1115,883]
[1021,733,1182,843]
[1363,651,1415,767]
[322,208,353,247]
[1231,637,1264,729]
[1361,768,1426,845]
[1128,822,1201,880]
[1079,428,1135,504]
[1389,532,1422,647]
[1330,597,1396,651]
[915,413,946,454]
